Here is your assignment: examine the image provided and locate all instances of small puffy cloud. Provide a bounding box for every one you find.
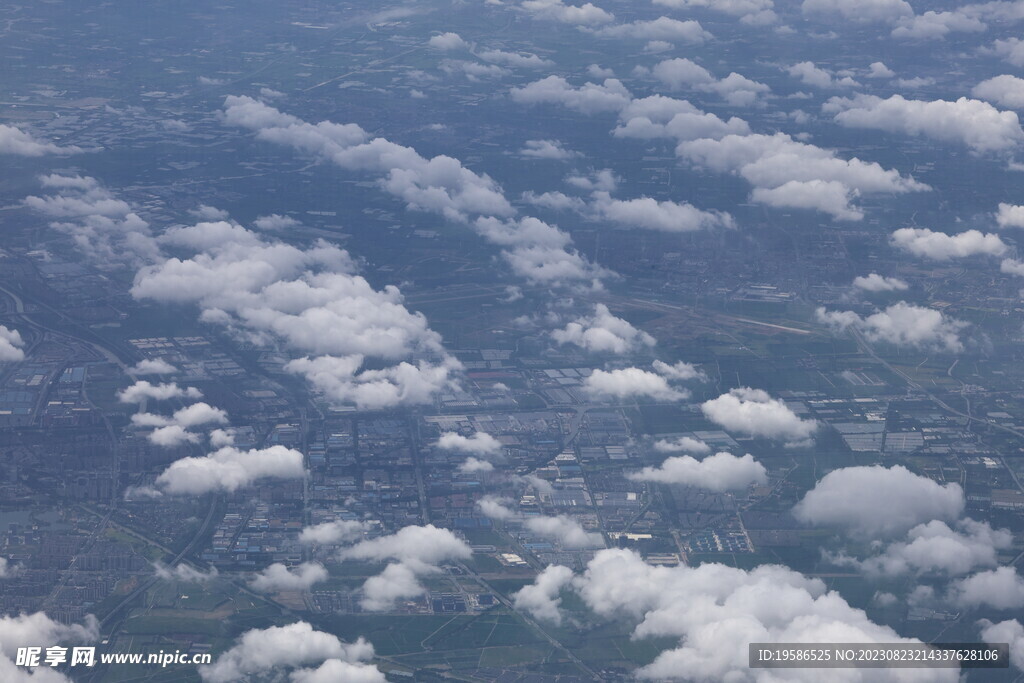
[591,192,734,232]
[701,388,817,442]
[653,436,711,454]
[510,76,632,114]
[478,495,517,520]
[155,445,305,494]
[891,11,985,40]
[801,0,912,23]
[519,0,615,25]
[523,190,587,212]
[653,0,776,25]
[300,520,370,545]
[340,525,472,611]
[948,567,1024,610]
[199,622,376,683]
[1002,258,1024,276]
[0,124,82,156]
[997,202,1024,228]
[552,304,656,354]
[189,205,230,221]
[290,658,386,683]
[520,139,578,159]
[128,358,178,375]
[652,360,705,381]
[979,619,1024,670]
[591,17,713,44]
[751,179,863,221]
[793,465,964,538]
[478,49,554,69]
[436,431,502,456]
[824,94,1024,153]
[994,37,1024,67]
[0,326,25,362]
[830,519,1012,578]
[0,611,98,657]
[787,62,859,89]
[628,452,768,491]
[972,75,1024,110]
[154,563,219,583]
[428,32,468,50]
[253,214,300,231]
[249,562,328,592]
[852,273,908,292]
[867,62,895,78]
[817,302,968,352]
[513,565,574,625]
[285,356,460,411]
[526,515,604,548]
[459,457,495,473]
[149,425,201,448]
[584,368,688,401]
[118,381,202,404]
[890,227,1007,260]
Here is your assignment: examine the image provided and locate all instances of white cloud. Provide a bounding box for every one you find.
[522,190,587,212]
[459,457,495,473]
[751,179,864,221]
[853,273,908,292]
[253,214,300,231]
[801,0,912,23]
[787,62,859,89]
[553,548,955,681]
[652,59,770,106]
[994,37,1024,67]
[824,94,1024,153]
[590,17,713,43]
[891,11,986,39]
[653,0,776,24]
[155,445,305,494]
[428,32,468,50]
[701,388,817,442]
[817,302,968,352]
[552,304,656,353]
[118,381,202,404]
[340,525,472,611]
[25,177,159,267]
[628,452,768,491]
[478,495,517,520]
[519,0,615,25]
[513,565,574,625]
[290,658,386,683]
[868,62,896,78]
[973,75,1024,111]
[793,465,964,538]
[948,566,1024,610]
[223,96,601,288]
[520,139,577,159]
[890,227,1007,260]
[285,356,460,411]
[1002,258,1024,276]
[591,192,734,232]
[526,514,604,548]
[299,520,371,545]
[0,326,25,362]
[653,436,711,454]
[584,368,688,401]
[652,360,705,381]
[830,519,1011,578]
[0,124,82,156]
[510,76,632,114]
[997,202,1024,227]
[478,49,554,69]
[199,622,376,683]
[0,611,98,683]
[128,358,178,375]
[154,563,219,583]
[249,562,328,592]
[979,619,1024,670]
[436,431,502,456]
